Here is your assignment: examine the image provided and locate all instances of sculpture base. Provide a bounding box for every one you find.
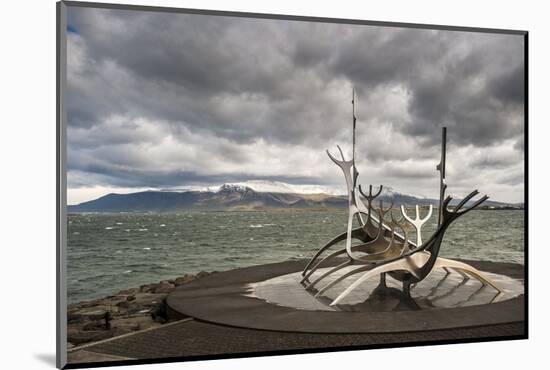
[251,266,522,312]
[166,259,524,334]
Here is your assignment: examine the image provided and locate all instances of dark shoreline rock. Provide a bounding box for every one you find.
[67,271,213,348]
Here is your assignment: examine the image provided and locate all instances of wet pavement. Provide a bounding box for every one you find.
[248,267,524,312]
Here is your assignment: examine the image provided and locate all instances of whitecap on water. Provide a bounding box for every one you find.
[123,270,133,274]
[105,226,115,230]
[138,228,148,231]
[160,224,166,227]
[143,247,151,250]
[116,222,123,225]
[250,224,263,228]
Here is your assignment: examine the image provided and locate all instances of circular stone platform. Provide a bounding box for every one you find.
[166,259,524,333]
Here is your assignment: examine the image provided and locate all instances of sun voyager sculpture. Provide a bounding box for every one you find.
[301,90,503,305]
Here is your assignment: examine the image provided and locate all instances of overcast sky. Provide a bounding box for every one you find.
[66,6,525,205]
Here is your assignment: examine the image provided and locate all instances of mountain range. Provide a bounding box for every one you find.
[68,183,523,213]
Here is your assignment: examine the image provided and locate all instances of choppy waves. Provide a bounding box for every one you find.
[67,209,524,303]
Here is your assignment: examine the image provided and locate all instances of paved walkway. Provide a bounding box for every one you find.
[66,259,525,367]
[67,318,524,366]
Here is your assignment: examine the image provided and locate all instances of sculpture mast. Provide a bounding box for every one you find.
[351,88,364,225]
[436,127,447,226]
[352,88,356,167]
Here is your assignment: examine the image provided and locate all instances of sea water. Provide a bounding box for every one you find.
[67,209,524,304]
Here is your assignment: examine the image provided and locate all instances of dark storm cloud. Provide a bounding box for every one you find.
[470,151,520,169]
[66,6,525,203]
[340,31,524,148]
[488,64,525,105]
[513,135,524,152]
[69,166,318,190]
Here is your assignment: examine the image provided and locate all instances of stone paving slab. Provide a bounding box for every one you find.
[66,259,526,367]
[67,350,130,364]
[68,318,525,365]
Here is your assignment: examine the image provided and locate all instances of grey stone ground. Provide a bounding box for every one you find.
[67,259,525,366]
[68,318,524,364]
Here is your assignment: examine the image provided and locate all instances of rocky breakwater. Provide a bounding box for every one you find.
[67,271,213,348]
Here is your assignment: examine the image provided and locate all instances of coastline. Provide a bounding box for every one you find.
[67,270,215,348]
[67,255,526,349]
[65,258,525,365]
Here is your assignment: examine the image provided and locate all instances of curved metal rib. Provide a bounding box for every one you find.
[315,250,428,298]
[428,276,469,302]
[302,226,402,285]
[357,185,411,246]
[434,257,503,293]
[306,260,353,290]
[360,184,383,199]
[302,221,372,276]
[302,239,378,285]
[358,184,383,236]
[301,247,348,284]
[315,263,372,297]
[302,231,347,275]
[345,200,394,262]
[304,204,397,289]
[357,208,387,253]
[305,235,398,290]
[330,257,423,306]
[390,212,409,254]
[306,204,410,283]
[326,145,349,166]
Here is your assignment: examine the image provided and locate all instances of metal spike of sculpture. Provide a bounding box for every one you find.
[302,90,503,305]
[302,90,401,287]
[401,205,432,246]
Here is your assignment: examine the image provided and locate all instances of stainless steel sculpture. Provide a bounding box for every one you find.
[302,90,503,305]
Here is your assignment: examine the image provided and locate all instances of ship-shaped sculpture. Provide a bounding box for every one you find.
[301,90,503,305]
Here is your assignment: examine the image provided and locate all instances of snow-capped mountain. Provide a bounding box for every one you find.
[68,180,520,212]
[217,183,253,194]
[379,186,427,199]
[215,180,344,195]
